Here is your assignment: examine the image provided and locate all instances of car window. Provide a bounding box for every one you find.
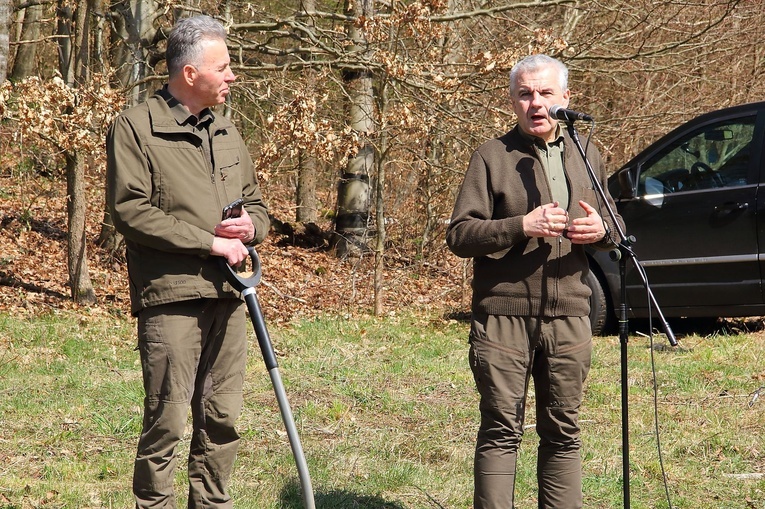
[637,116,756,196]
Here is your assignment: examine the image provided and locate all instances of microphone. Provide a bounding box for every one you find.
[549,105,593,122]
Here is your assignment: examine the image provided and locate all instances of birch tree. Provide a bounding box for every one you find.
[333,0,376,258]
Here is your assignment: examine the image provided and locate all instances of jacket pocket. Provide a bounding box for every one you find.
[216,146,243,197]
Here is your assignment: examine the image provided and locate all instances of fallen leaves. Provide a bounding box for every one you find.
[0,170,469,323]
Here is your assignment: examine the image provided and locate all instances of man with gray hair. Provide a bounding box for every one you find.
[107,14,270,508]
[446,54,623,508]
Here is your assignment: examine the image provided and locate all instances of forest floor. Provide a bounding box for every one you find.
[0,168,469,325]
[3,162,764,338]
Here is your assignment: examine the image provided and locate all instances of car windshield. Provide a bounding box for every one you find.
[637,116,756,195]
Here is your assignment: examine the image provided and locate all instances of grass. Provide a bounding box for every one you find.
[0,311,763,508]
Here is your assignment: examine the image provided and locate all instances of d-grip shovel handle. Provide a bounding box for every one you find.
[219,246,317,509]
[219,246,262,291]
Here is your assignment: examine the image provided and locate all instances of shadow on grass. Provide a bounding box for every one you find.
[630,315,765,340]
[279,480,409,509]
[443,308,470,322]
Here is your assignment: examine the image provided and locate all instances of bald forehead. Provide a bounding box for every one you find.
[512,66,565,98]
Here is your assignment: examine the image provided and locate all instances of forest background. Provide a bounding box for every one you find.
[0,0,764,321]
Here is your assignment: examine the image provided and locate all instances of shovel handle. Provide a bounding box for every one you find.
[219,246,262,291]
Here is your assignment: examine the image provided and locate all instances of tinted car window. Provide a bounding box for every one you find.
[637,117,756,196]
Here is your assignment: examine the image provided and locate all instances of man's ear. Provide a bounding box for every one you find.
[182,64,197,86]
[561,88,571,107]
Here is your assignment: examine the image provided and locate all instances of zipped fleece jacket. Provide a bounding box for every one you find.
[446,126,623,318]
[106,89,270,315]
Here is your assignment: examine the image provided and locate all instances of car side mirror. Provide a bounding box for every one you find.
[617,168,636,199]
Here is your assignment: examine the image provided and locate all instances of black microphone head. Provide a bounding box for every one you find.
[548,104,593,122]
[549,104,565,120]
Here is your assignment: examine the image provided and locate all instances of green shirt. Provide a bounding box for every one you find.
[530,126,569,209]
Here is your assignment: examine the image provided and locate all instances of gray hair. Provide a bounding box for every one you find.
[509,54,568,96]
[166,15,227,78]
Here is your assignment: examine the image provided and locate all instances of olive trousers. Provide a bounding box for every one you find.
[469,314,592,509]
[132,298,247,509]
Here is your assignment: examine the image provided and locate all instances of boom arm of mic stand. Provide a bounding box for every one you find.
[563,121,677,347]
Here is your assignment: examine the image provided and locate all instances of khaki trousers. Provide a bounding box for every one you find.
[469,314,592,509]
[133,298,247,509]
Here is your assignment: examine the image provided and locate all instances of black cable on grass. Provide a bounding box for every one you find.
[635,260,674,509]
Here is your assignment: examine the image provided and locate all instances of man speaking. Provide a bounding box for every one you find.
[446,54,624,509]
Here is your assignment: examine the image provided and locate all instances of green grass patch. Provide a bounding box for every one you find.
[0,312,763,508]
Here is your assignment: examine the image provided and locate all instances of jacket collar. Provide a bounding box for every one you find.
[502,124,571,152]
[147,86,235,135]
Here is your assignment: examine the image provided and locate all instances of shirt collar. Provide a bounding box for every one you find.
[158,86,214,128]
[519,123,564,149]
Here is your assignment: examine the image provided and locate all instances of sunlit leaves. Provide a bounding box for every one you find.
[1,74,123,156]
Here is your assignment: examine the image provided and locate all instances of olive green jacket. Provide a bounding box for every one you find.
[106,88,270,315]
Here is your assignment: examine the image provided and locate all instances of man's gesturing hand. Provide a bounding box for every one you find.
[523,202,569,238]
[565,200,607,244]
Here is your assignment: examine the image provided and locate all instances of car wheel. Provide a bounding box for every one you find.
[585,267,611,336]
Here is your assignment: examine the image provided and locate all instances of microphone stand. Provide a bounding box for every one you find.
[562,119,677,509]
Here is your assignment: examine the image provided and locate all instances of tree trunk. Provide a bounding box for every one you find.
[297,150,318,223]
[333,0,375,258]
[373,85,388,316]
[65,151,96,304]
[110,0,161,105]
[295,0,318,224]
[62,1,96,304]
[56,1,73,85]
[10,1,43,80]
[0,0,9,84]
[420,140,436,262]
[91,0,106,74]
[73,0,90,83]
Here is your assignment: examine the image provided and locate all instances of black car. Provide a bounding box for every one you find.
[586,101,765,335]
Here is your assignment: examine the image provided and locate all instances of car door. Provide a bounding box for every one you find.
[617,110,764,316]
